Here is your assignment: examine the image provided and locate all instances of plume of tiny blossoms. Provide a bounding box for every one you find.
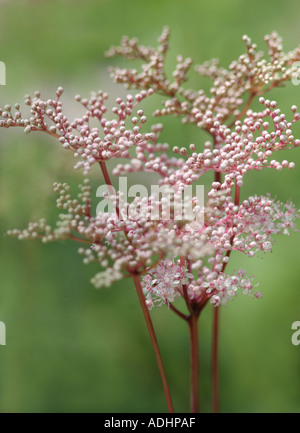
[2,28,300,310]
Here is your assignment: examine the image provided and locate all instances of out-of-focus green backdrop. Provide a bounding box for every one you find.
[0,0,299,413]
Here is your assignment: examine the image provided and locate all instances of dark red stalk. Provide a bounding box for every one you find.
[188,312,200,413]
[180,256,201,412]
[180,256,193,315]
[99,160,120,218]
[212,306,219,413]
[133,275,174,413]
[211,149,221,414]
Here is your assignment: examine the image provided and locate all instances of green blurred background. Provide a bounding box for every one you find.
[0,0,299,413]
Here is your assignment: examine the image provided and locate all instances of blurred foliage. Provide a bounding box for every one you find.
[0,0,299,413]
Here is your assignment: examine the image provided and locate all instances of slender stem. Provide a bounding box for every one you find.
[212,306,219,413]
[180,255,200,412]
[99,161,120,218]
[235,184,240,206]
[169,303,189,321]
[228,92,256,128]
[188,313,200,413]
[215,171,221,184]
[99,161,113,187]
[132,275,174,413]
[180,256,193,315]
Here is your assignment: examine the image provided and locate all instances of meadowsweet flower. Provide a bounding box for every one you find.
[3,28,300,413]
[0,88,155,175]
[208,270,258,306]
[142,259,193,307]
[4,30,300,310]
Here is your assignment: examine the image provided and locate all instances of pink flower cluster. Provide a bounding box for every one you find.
[142,259,193,308]
[3,28,300,311]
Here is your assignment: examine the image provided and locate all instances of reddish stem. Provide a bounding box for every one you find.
[212,306,219,413]
[228,92,256,128]
[99,161,120,218]
[235,184,240,206]
[132,275,174,413]
[215,171,221,184]
[188,313,200,413]
[169,303,189,321]
[180,256,193,314]
[211,149,221,414]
